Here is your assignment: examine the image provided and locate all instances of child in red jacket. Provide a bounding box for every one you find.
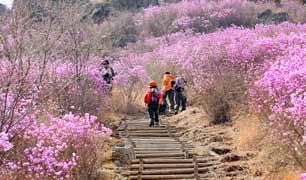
[144,81,163,127]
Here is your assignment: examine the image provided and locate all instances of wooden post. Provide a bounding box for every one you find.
[167,124,188,158]
[137,158,143,180]
[193,156,199,180]
[124,119,128,137]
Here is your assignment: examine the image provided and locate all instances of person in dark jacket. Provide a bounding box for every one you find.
[100,57,115,84]
[174,76,187,114]
[144,81,163,127]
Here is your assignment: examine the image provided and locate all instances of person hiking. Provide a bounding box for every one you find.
[144,81,163,127]
[100,57,115,84]
[162,72,175,113]
[174,76,187,114]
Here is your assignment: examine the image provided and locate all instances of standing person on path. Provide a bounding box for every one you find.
[144,81,163,127]
[100,57,115,85]
[162,72,175,113]
[174,76,187,114]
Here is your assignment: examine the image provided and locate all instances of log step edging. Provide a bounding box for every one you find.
[130,162,221,169]
[123,166,219,175]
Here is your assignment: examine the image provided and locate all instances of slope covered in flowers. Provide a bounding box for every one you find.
[0,2,113,178]
[0,0,305,178]
[114,0,306,173]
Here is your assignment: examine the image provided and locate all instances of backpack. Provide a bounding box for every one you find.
[170,80,176,88]
[150,88,159,104]
[102,67,115,84]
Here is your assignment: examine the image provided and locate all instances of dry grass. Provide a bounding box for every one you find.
[233,114,306,179]
[233,114,265,151]
[111,86,146,114]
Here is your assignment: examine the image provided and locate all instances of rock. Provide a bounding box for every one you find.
[96,168,114,179]
[211,147,231,155]
[208,136,223,143]
[254,169,263,176]
[112,34,137,48]
[271,12,289,24]
[257,9,273,19]
[258,9,289,24]
[221,154,242,162]
[224,165,244,172]
[92,4,112,24]
[0,3,7,16]
[111,0,159,10]
[112,145,135,167]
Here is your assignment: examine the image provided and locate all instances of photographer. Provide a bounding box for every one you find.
[100,57,115,84]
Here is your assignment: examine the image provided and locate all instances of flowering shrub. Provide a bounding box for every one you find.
[48,58,111,115]
[137,0,259,36]
[137,0,306,37]
[112,49,149,113]
[0,132,13,152]
[251,45,306,165]
[0,2,114,179]
[128,22,305,121]
[0,113,111,179]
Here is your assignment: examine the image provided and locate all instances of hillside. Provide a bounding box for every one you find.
[0,0,305,179]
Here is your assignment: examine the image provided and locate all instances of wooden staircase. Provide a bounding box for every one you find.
[118,118,221,180]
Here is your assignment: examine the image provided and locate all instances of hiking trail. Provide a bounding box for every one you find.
[115,115,251,180]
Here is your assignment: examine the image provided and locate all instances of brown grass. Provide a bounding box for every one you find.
[233,113,306,180]
[233,114,265,151]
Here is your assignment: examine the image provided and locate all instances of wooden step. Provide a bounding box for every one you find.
[135,144,193,148]
[129,174,195,179]
[134,148,193,151]
[132,139,181,144]
[130,162,220,169]
[124,129,176,133]
[132,140,179,143]
[124,127,175,131]
[123,166,216,175]
[135,145,185,149]
[136,152,186,158]
[132,158,218,164]
[135,151,186,155]
[127,133,173,137]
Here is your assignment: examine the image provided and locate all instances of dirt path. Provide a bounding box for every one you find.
[116,112,255,180]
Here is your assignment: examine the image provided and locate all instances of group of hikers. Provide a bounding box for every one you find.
[99,57,187,128]
[144,72,187,127]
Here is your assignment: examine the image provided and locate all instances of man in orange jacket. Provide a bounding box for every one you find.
[162,72,175,112]
[144,81,163,127]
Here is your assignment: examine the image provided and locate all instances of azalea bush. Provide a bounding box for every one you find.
[137,0,259,37]
[0,1,113,179]
[251,45,306,166]
[0,113,112,179]
[112,49,148,113]
[127,22,305,121]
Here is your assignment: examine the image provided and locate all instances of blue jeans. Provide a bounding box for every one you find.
[163,90,175,111]
[175,91,187,112]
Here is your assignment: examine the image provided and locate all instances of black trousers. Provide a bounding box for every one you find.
[147,104,159,126]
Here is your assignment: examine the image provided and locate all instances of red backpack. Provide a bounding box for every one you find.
[144,88,162,105]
